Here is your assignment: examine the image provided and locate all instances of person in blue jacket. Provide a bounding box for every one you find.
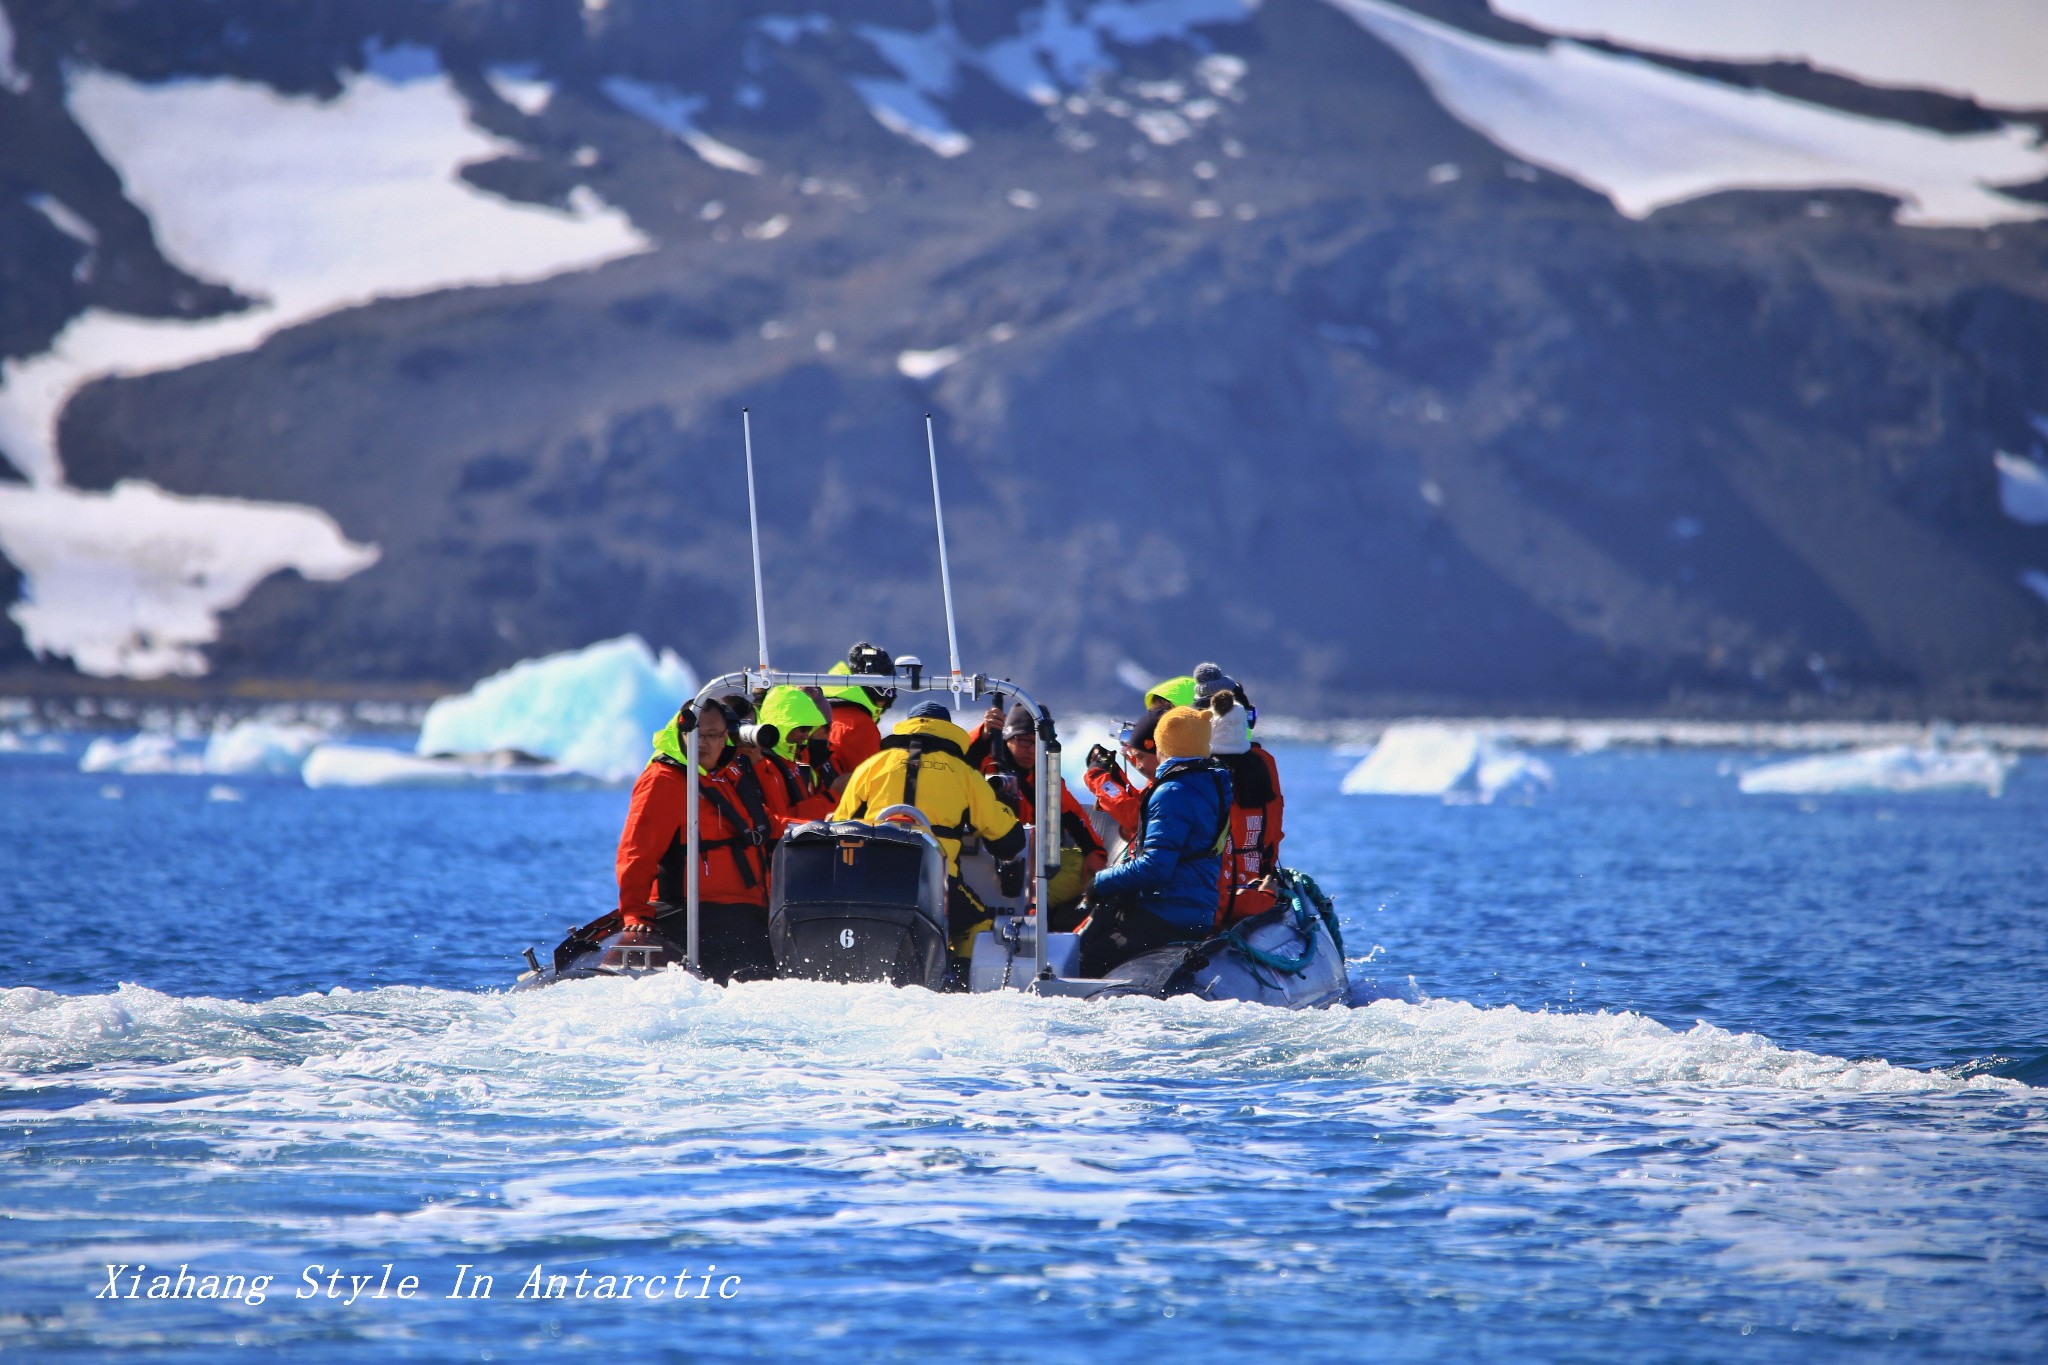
[1079,706,1233,975]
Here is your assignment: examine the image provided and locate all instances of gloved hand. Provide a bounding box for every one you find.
[996,856,1026,899]
[622,904,659,929]
[806,736,836,781]
[1086,744,1118,775]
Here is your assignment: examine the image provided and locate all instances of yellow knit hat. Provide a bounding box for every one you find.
[1154,706,1213,760]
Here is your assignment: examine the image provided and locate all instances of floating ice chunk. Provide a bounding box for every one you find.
[600,78,764,174]
[1328,0,2048,228]
[0,729,65,755]
[202,719,328,777]
[0,481,379,679]
[1738,744,2016,796]
[1343,724,1480,795]
[79,732,204,775]
[206,784,244,803]
[1491,0,2048,112]
[302,744,578,789]
[413,635,697,783]
[1994,451,2048,525]
[1340,722,1554,803]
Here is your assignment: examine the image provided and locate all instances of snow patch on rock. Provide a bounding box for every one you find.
[601,78,765,174]
[0,60,649,678]
[1994,450,2048,525]
[0,481,379,679]
[486,65,554,116]
[1331,0,2048,228]
[0,2,27,94]
[839,1,1257,156]
[1491,0,2048,112]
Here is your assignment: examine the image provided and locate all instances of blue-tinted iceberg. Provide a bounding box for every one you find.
[1340,722,1555,804]
[412,635,697,783]
[1738,744,2016,796]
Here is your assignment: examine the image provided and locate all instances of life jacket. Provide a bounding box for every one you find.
[760,751,835,821]
[1209,746,1283,924]
[651,750,775,900]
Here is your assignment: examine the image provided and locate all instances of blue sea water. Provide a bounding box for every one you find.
[2,740,2045,1362]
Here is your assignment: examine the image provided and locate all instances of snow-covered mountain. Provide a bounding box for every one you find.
[2,0,2046,715]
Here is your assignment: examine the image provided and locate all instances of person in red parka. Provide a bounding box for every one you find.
[820,641,896,791]
[1083,704,1167,847]
[613,699,794,983]
[969,701,1107,928]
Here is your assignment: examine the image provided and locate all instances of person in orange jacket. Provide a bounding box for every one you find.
[612,699,796,983]
[820,641,896,790]
[1083,704,1167,846]
[750,685,839,821]
[970,701,1108,928]
[1193,663,1286,924]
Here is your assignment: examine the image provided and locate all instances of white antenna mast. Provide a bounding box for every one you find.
[924,413,964,705]
[743,407,770,671]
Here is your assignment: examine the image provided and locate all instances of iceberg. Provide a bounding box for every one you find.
[1738,744,2017,796]
[79,732,202,775]
[1340,722,1555,804]
[302,744,577,790]
[202,719,328,777]
[413,635,697,783]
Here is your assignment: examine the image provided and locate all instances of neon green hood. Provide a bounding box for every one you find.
[822,660,883,718]
[1144,675,1197,710]
[757,686,828,759]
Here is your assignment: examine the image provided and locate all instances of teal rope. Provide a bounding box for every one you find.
[1217,868,1340,977]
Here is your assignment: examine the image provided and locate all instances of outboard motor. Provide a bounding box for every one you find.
[769,814,951,989]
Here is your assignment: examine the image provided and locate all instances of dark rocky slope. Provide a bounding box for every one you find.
[8,0,2048,714]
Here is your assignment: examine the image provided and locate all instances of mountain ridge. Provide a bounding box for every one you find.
[3,0,2047,717]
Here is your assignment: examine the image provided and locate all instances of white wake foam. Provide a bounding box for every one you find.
[0,976,2013,1099]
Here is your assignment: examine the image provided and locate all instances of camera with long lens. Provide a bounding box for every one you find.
[735,722,781,751]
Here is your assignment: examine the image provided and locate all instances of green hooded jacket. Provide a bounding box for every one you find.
[757,686,829,760]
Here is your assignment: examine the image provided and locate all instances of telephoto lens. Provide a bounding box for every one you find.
[735,722,780,751]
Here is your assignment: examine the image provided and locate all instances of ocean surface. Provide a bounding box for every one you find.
[2,739,2044,1362]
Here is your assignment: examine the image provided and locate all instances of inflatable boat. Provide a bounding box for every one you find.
[518,660,1349,1009]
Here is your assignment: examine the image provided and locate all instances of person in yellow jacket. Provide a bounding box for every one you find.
[833,700,1027,958]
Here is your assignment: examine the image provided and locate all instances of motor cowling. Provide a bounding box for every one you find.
[769,820,950,989]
